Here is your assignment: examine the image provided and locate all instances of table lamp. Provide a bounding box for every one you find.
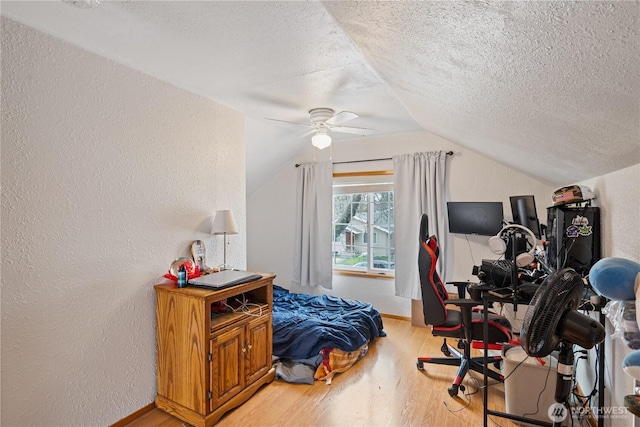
[211,209,239,270]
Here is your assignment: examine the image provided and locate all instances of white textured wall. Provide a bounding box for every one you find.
[247,130,554,316]
[1,18,246,426]
[579,163,640,427]
[580,163,640,261]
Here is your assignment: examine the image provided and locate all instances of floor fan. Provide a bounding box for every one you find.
[520,268,605,426]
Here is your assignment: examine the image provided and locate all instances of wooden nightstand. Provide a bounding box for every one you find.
[154,274,276,427]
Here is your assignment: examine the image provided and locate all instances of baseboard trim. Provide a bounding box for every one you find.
[110,402,155,427]
[380,313,410,322]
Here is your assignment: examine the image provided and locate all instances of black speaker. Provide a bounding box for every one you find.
[547,206,601,275]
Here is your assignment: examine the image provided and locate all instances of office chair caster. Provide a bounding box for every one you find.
[440,339,452,357]
[416,361,424,370]
[447,384,465,397]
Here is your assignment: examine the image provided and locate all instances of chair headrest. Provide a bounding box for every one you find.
[420,214,429,243]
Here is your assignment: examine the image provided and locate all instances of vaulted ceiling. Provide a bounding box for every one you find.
[3,1,639,193]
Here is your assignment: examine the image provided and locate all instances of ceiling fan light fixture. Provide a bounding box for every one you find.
[312,129,331,149]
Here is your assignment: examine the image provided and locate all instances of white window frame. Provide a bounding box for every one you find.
[332,171,394,276]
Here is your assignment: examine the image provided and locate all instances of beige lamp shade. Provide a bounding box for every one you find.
[211,210,238,270]
[211,210,239,235]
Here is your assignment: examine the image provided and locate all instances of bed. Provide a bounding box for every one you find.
[271,285,386,384]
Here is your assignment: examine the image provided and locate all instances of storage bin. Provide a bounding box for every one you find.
[502,345,558,426]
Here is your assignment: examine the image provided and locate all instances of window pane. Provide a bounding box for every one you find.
[369,191,394,270]
[371,247,394,270]
[333,192,367,268]
[333,184,394,272]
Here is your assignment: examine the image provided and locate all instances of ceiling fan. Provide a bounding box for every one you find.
[266,108,375,149]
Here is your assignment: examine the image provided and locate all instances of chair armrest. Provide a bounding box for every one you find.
[446,281,476,299]
[443,298,481,308]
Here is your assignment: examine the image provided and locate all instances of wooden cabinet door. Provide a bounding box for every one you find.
[245,314,272,385]
[156,290,208,414]
[210,326,245,409]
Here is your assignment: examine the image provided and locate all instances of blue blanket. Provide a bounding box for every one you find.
[272,285,386,360]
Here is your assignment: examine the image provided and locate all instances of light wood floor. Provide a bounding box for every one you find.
[125,317,519,427]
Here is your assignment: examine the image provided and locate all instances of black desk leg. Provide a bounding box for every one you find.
[483,296,489,427]
[599,310,605,427]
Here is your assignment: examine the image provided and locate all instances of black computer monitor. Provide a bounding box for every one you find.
[447,202,504,236]
[510,195,541,238]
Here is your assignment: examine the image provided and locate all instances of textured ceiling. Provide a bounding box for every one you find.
[2,1,639,193]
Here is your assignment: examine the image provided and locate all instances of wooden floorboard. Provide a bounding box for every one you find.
[125,317,520,427]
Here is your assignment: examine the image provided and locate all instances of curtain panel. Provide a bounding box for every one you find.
[292,162,333,289]
[393,151,448,299]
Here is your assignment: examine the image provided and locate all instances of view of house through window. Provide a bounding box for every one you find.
[332,172,394,273]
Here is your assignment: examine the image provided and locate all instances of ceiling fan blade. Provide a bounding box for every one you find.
[265,118,313,127]
[299,129,317,139]
[326,111,358,126]
[330,125,376,136]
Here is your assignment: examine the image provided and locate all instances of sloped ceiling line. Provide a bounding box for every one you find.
[2,1,638,193]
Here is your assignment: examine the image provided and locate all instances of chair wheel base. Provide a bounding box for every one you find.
[440,340,452,357]
[447,384,465,397]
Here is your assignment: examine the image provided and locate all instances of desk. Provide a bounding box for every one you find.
[481,291,606,427]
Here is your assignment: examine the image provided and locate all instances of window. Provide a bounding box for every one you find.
[332,171,394,274]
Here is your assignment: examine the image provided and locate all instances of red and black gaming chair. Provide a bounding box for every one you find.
[416,214,513,397]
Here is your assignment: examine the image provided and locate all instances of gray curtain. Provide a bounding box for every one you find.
[393,151,448,299]
[292,162,333,289]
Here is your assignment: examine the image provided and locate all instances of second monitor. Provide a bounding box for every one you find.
[510,195,541,238]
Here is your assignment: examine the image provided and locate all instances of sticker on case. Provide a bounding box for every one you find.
[566,215,593,238]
